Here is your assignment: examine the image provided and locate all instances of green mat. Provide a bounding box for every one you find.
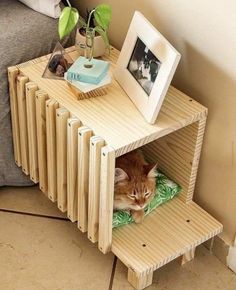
[112,171,181,228]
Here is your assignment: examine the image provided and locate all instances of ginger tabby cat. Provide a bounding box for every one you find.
[114,150,157,223]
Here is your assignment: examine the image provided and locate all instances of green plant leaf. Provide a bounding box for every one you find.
[94,4,112,30]
[94,26,110,51]
[58,7,79,40]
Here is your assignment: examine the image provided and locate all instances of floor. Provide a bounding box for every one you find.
[0,186,235,290]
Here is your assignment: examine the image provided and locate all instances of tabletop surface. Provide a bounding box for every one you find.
[18,47,207,156]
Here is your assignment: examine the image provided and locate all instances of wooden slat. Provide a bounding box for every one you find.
[8,67,21,166]
[25,82,39,183]
[112,197,223,276]
[46,99,59,202]
[77,126,93,233]
[17,75,29,174]
[67,118,81,222]
[18,48,207,157]
[98,146,115,254]
[56,108,70,212]
[88,136,105,243]
[142,119,207,202]
[35,91,48,194]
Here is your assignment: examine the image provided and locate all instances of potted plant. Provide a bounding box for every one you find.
[58,1,112,60]
[76,9,107,58]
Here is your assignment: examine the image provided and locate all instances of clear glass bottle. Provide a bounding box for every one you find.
[84,28,95,68]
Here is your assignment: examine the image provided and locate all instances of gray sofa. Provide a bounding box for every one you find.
[0,0,71,186]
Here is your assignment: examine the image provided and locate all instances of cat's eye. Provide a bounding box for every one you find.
[145,192,150,197]
[128,191,136,199]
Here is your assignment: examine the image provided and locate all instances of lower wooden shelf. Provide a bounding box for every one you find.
[112,197,222,276]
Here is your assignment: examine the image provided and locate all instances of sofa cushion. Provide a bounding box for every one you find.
[0,0,72,186]
[18,0,61,18]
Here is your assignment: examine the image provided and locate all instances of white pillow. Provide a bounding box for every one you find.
[19,0,61,19]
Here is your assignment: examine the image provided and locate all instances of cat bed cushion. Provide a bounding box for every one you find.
[113,171,181,228]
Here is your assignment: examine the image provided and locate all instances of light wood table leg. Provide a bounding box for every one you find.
[180,247,196,265]
[128,269,153,290]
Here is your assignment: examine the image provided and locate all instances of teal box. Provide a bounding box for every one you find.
[67,57,109,84]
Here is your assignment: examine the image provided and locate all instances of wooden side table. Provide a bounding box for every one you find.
[8,46,222,290]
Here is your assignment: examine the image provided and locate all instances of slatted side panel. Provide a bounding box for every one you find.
[25,82,39,183]
[98,146,116,254]
[13,80,105,240]
[88,136,105,243]
[46,99,59,202]
[77,126,93,233]
[17,75,29,174]
[142,119,206,203]
[35,91,48,194]
[8,67,21,167]
[67,118,81,222]
[56,108,70,212]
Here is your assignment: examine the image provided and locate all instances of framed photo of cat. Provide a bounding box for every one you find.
[115,11,181,124]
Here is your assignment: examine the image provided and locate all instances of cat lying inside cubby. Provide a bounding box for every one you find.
[113,150,181,227]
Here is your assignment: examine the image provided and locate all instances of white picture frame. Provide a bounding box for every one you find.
[114,11,181,124]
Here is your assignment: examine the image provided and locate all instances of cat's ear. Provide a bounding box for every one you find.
[115,168,129,184]
[143,163,157,178]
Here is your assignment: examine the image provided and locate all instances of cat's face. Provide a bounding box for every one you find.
[114,165,157,211]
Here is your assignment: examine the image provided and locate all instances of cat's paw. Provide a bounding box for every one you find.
[124,209,131,215]
[131,210,144,224]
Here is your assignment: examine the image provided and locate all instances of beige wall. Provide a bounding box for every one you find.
[72,0,236,244]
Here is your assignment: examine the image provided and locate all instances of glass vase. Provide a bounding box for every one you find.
[84,28,95,68]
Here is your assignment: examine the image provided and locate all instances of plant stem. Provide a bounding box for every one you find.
[86,9,96,31]
[66,0,71,7]
[85,9,96,62]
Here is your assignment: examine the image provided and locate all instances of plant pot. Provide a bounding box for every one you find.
[75,28,106,58]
